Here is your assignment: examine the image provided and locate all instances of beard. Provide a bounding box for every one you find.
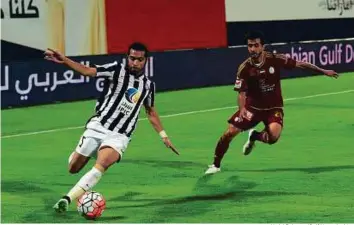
[250,52,261,58]
[127,66,143,76]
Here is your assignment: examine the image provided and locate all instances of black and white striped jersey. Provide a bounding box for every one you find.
[89,61,155,137]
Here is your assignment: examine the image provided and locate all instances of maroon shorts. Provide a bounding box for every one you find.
[228,107,284,131]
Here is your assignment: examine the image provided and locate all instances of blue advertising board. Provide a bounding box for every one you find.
[1,40,353,109]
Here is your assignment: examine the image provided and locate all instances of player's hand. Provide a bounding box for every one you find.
[239,107,248,121]
[162,137,179,155]
[44,48,66,64]
[323,70,339,79]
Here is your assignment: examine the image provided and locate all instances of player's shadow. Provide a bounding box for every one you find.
[109,175,301,208]
[98,215,127,221]
[108,175,302,222]
[123,159,206,169]
[21,194,81,222]
[1,181,80,222]
[3,180,125,223]
[237,165,354,174]
[1,180,54,193]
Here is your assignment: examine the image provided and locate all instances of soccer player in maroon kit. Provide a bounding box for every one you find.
[205,31,339,174]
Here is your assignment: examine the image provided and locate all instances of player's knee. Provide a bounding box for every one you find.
[97,147,121,170]
[268,135,279,145]
[224,127,239,140]
[96,156,118,170]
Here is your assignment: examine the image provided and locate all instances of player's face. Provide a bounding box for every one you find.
[127,49,147,75]
[247,39,264,59]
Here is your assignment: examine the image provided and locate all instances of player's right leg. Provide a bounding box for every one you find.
[205,124,241,174]
[205,109,259,174]
[54,131,129,213]
[53,130,102,213]
[61,146,121,207]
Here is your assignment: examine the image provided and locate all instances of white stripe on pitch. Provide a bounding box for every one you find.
[2,89,353,139]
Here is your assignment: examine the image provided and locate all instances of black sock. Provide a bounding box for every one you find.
[62,195,71,204]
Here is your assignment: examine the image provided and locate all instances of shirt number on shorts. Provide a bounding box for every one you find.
[79,136,86,148]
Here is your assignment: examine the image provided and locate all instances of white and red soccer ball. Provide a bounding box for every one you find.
[77,191,106,220]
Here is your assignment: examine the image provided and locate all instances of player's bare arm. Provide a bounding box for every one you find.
[145,105,179,155]
[238,91,247,120]
[44,48,97,77]
[234,58,249,120]
[295,60,339,78]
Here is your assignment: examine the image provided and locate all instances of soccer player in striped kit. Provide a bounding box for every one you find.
[45,43,179,212]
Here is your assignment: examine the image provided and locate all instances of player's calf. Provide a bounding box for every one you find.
[214,126,240,165]
[250,130,279,145]
[205,124,241,174]
[68,152,90,174]
[97,146,121,170]
[267,134,279,145]
[243,129,280,155]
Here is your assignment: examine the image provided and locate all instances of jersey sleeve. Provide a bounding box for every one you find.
[234,63,248,92]
[275,54,296,70]
[143,82,155,107]
[93,61,118,78]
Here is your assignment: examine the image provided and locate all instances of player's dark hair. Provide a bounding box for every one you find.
[127,42,149,57]
[245,30,265,45]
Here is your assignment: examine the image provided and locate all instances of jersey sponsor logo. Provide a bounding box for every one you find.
[119,87,142,116]
[269,66,275,74]
[125,87,141,104]
[235,110,254,122]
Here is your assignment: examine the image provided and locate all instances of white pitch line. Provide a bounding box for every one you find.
[2,89,353,139]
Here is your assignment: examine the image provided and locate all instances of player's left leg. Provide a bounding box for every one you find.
[251,122,282,144]
[243,109,284,155]
[68,152,90,174]
[68,131,103,174]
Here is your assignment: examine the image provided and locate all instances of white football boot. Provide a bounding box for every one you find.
[53,198,69,213]
[243,129,256,155]
[204,164,221,175]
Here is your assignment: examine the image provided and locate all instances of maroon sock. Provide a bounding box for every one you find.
[251,130,270,143]
[213,137,231,168]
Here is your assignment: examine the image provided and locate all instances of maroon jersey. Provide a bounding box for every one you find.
[234,52,296,109]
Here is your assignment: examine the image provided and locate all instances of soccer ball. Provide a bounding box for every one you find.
[77,191,106,220]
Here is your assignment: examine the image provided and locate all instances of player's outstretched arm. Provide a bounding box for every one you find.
[145,106,179,155]
[44,48,97,77]
[295,61,339,78]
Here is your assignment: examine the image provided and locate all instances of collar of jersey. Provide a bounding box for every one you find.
[250,52,266,68]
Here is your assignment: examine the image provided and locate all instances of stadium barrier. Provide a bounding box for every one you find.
[1,39,353,109]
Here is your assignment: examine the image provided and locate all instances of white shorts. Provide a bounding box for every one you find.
[74,120,130,159]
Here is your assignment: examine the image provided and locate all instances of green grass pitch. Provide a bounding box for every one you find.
[1,73,354,223]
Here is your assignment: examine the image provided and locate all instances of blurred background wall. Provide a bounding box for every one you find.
[1,0,354,108]
[2,0,353,60]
